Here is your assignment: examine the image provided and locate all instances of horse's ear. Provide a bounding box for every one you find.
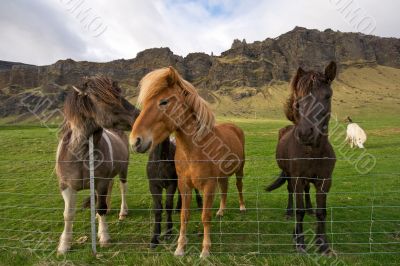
[291,67,306,91]
[325,61,337,82]
[72,85,86,95]
[167,66,178,87]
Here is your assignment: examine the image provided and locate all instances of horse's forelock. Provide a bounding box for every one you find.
[137,68,171,106]
[138,67,215,136]
[285,71,325,123]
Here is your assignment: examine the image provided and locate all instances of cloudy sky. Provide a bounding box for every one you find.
[1,0,399,65]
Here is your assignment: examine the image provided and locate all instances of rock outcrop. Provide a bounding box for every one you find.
[1,27,399,118]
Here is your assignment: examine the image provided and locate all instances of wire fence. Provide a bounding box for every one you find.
[0,145,399,263]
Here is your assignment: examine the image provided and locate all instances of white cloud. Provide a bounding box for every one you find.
[0,0,399,65]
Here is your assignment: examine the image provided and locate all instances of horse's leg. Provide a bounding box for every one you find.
[200,184,216,258]
[118,170,128,220]
[175,189,182,213]
[195,189,203,209]
[235,167,246,212]
[305,182,314,215]
[216,178,228,217]
[292,179,306,253]
[96,184,111,247]
[315,178,332,254]
[57,187,77,254]
[106,179,114,214]
[150,183,163,248]
[174,183,192,256]
[286,181,294,219]
[165,183,176,239]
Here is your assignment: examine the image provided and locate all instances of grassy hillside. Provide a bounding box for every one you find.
[0,113,399,265]
[207,65,400,120]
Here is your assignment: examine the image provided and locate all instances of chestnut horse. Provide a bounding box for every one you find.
[130,66,246,257]
[56,77,139,254]
[266,62,337,254]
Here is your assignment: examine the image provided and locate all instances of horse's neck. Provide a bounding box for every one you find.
[175,118,214,159]
[61,121,102,159]
[153,139,170,160]
[290,124,330,152]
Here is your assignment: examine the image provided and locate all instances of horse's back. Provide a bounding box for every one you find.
[214,123,245,158]
[103,129,129,158]
[278,125,294,140]
[57,129,129,191]
[215,123,245,146]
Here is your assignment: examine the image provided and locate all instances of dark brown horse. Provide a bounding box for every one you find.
[267,125,314,219]
[147,137,202,248]
[266,62,337,254]
[56,76,139,254]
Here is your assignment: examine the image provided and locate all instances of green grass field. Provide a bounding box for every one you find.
[0,113,399,265]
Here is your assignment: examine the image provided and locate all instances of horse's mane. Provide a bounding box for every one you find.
[138,67,215,136]
[60,76,123,152]
[284,69,325,123]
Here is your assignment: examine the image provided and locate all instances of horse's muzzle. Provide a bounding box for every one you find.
[130,136,152,153]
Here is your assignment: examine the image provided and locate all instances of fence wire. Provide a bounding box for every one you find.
[0,155,399,259]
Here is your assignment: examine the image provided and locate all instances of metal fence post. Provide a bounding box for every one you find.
[89,135,97,255]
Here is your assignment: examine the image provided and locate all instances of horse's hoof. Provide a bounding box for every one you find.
[200,250,210,258]
[119,214,127,221]
[99,238,111,248]
[174,248,185,256]
[316,239,331,254]
[320,248,335,257]
[56,246,70,256]
[216,210,224,217]
[57,240,71,255]
[295,244,307,254]
[240,206,246,213]
[149,242,158,249]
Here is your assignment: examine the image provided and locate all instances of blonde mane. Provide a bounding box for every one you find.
[138,67,215,136]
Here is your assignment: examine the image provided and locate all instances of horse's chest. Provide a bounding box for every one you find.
[175,159,214,189]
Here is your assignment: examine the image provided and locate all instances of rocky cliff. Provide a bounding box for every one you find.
[1,27,399,119]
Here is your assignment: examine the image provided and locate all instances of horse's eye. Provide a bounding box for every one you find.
[159,99,169,106]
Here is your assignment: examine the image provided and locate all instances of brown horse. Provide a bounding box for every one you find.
[267,125,314,219]
[56,76,140,254]
[266,62,337,254]
[147,136,203,248]
[130,66,246,257]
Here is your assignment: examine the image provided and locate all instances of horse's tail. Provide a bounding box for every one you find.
[266,172,287,192]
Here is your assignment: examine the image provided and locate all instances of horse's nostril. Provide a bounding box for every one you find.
[135,137,142,147]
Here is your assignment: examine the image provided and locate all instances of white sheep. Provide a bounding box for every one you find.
[345,117,367,148]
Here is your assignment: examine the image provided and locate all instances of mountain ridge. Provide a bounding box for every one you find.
[1,26,399,120]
